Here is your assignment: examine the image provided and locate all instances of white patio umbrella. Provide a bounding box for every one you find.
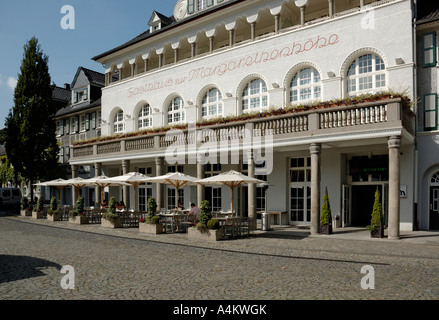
[197,170,265,216]
[63,177,89,196]
[83,175,131,206]
[103,172,151,211]
[147,172,200,210]
[34,178,68,206]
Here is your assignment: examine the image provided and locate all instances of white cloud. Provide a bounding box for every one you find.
[7,77,17,91]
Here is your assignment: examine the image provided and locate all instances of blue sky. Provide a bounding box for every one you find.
[0,0,177,129]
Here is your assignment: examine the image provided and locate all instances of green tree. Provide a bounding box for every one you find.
[4,37,59,202]
[367,190,384,231]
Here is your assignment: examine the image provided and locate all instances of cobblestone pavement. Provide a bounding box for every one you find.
[1,215,439,302]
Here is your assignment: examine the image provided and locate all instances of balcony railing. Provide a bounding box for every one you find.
[71,98,414,162]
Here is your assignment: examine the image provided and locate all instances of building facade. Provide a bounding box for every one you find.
[54,67,104,207]
[70,0,420,237]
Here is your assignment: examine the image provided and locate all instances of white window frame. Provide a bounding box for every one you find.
[202,88,223,118]
[346,54,386,96]
[113,110,125,133]
[138,104,153,129]
[242,78,268,112]
[167,97,185,124]
[290,67,322,104]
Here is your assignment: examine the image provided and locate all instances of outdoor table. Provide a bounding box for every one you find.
[215,216,241,239]
[159,213,187,233]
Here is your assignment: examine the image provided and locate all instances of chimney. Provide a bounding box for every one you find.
[64,83,71,90]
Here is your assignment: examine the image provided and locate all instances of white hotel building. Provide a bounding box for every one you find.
[70,0,419,238]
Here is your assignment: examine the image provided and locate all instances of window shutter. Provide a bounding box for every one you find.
[424,93,438,131]
[187,0,195,14]
[423,32,437,67]
[91,112,96,130]
[75,116,79,133]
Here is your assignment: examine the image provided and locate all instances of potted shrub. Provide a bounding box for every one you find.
[69,196,89,224]
[367,190,385,238]
[47,196,61,222]
[32,197,44,219]
[102,197,122,228]
[320,189,333,235]
[188,201,223,241]
[139,197,163,234]
[20,197,32,217]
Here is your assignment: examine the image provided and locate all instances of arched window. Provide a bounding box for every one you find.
[431,171,439,184]
[168,96,185,124]
[113,110,125,133]
[242,78,268,112]
[138,104,153,129]
[202,88,223,118]
[347,54,386,95]
[290,67,321,104]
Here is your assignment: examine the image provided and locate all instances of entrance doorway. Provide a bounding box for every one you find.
[430,187,439,230]
[350,185,388,227]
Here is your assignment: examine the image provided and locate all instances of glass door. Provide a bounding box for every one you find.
[342,185,352,227]
[289,186,310,224]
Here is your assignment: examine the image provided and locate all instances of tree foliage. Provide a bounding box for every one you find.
[4,37,59,201]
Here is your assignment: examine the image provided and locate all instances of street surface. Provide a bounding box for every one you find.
[1,209,438,312]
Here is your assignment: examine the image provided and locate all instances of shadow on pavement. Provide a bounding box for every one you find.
[0,255,62,283]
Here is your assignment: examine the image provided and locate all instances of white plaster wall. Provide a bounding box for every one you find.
[101,0,414,136]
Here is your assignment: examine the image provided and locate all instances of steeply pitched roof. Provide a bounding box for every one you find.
[148,11,175,26]
[71,67,106,88]
[52,86,71,103]
[55,98,101,118]
[417,9,439,25]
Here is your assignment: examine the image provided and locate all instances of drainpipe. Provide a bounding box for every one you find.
[413,0,419,230]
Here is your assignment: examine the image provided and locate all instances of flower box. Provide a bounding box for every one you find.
[139,222,164,234]
[32,211,44,219]
[188,227,223,241]
[21,210,32,217]
[69,215,90,225]
[47,213,61,222]
[101,217,122,228]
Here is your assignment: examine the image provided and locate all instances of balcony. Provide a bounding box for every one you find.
[70,98,414,164]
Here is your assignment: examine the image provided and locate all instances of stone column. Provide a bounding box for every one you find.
[71,164,78,206]
[209,37,214,53]
[158,54,163,68]
[310,143,321,235]
[328,0,334,18]
[388,136,402,240]
[229,29,235,47]
[247,149,257,230]
[274,14,280,34]
[250,22,256,41]
[155,157,164,211]
[122,160,130,209]
[191,42,197,58]
[197,155,205,207]
[174,48,179,64]
[94,162,102,207]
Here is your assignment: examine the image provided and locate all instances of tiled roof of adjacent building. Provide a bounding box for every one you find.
[52,85,71,103]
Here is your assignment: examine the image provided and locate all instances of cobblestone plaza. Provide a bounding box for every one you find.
[1,214,438,302]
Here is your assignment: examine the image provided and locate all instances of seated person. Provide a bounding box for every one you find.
[189,203,199,219]
[100,199,108,209]
[118,200,126,209]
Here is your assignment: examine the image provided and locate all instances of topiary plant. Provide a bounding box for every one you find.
[320,191,332,226]
[48,196,59,216]
[34,196,44,213]
[69,195,85,217]
[207,218,220,230]
[367,190,384,235]
[103,197,118,222]
[197,200,212,231]
[146,197,158,222]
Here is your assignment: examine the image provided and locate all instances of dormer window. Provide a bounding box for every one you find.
[73,88,88,104]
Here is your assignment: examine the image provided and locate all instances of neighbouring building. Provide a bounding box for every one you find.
[69,0,425,238]
[54,67,104,207]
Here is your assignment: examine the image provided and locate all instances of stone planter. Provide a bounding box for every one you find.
[320,224,333,235]
[47,213,61,222]
[139,223,164,234]
[188,227,223,241]
[101,217,122,228]
[21,210,32,217]
[370,225,385,238]
[32,211,44,219]
[69,215,90,225]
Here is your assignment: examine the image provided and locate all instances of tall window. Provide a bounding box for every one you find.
[242,78,268,112]
[424,93,438,131]
[422,32,437,67]
[138,104,153,129]
[168,97,185,124]
[347,54,386,95]
[290,67,321,103]
[113,110,125,133]
[202,88,223,118]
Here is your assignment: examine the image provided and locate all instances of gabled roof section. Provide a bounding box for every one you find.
[148,10,174,27]
[71,67,106,89]
[52,85,71,103]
